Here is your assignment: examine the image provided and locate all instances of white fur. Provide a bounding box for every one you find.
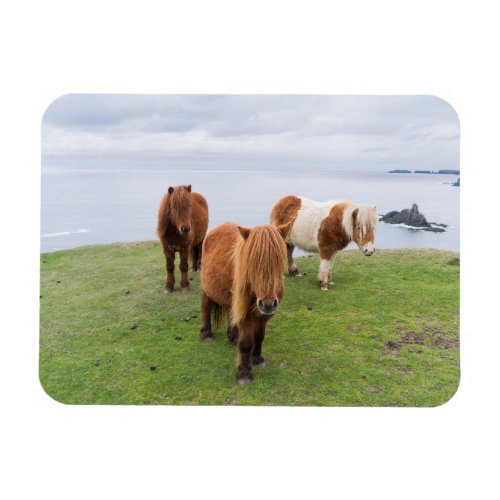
[342,204,378,240]
[288,197,345,252]
[286,197,377,290]
[318,257,332,283]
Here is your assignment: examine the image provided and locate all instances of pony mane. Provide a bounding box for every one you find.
[165,185,191,223]
[230,226,287,326]
[342,203,378,239]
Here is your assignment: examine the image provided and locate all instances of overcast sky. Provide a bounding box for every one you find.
[42,95,459,171]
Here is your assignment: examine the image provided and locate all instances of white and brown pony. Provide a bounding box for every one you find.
[199,222,291,385]
[270,195,377,291]
[157,184,209,293]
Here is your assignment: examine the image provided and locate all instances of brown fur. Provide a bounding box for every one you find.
[269,195,301,227]
[199,221,291,384]
[318,202,351,259]
[269,195,302,276]
[157,184,209,292]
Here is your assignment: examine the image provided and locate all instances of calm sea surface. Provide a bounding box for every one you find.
[41,168,459,253]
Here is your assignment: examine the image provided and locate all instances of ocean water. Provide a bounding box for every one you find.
[41,168,459,253]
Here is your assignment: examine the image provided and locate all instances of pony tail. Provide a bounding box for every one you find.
[212,303,224,331]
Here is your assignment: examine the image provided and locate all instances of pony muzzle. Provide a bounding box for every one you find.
[257,298,279,316]
[362,244,375,256]
[179,225,191,235]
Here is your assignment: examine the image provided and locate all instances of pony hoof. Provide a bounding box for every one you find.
[191,268,199,273]
[253,358,267,368]
[164,286,174,294]
[181,286,190,294]
[200,329,213,341]
[236,370,252,385]
[320,285,329,291]
[328,281,335,285]
[237,377,252,386]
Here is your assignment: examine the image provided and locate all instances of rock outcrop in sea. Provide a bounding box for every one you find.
[453,177,460,186]
[380,204,446,232]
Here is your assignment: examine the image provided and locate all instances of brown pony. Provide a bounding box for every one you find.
[199,221,291,385]
[157,184,209,293]
[270,195,377,291]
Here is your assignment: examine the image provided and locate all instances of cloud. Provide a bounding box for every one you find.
[42,95,459,170]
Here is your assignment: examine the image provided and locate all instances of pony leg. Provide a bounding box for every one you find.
[179,247,190,292]
[164,248,176,293]
[226,311,239,344]
[318,257,333,291]
[287,243,300,276]
[252,323,267,368]
[199,291,214,340]
[328,252,338,285]
[190,244,199,272]
[196,240,203,271]
[236,321,254,385]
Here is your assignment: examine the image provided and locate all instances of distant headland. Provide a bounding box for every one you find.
[389,169,460,175]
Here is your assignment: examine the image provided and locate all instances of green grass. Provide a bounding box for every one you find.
[39,242,460,406]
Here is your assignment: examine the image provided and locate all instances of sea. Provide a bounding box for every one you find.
[41,168,459,254]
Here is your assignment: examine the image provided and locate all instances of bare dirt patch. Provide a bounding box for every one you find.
[383,340,401,353]
[382,325,459,355]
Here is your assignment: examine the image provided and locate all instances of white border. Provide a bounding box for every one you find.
[1,1,499,499]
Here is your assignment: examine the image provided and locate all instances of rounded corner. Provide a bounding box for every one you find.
[422,94,461,129]
[430,370,461,409]
[38,370,74,406]
[41,93,75,128]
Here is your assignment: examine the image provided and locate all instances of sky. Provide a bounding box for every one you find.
[41,95,459,171]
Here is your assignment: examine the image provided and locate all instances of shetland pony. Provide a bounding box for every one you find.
[199,221,291,385]
[157,184,209,293]
[270,195,377,291]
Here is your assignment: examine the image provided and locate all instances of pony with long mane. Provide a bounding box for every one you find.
[157,184,209,293]
[199,221,291,384]
[270,195,377,291]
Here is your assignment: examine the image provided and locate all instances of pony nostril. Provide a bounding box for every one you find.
[258,299,264,308]
[272,299,278,308]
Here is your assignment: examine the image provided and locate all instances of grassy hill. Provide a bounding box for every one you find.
[39,242,459,406]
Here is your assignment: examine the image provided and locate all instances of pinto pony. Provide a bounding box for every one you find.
[199,222,291,385]
[157,184,209,293]
[270,195,377,291]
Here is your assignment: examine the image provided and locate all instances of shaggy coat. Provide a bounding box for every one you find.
[199,222,291,384]
[157,184,208,293]
[270,195,377,290]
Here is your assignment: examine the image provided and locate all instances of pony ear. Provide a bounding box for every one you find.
[238,226,251,240]
[187,184,192,192]
[277,221,292,240]
[168,186,174,195]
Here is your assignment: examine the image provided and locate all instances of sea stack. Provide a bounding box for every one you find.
[380,204,446,232]
[381,203,428,227]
